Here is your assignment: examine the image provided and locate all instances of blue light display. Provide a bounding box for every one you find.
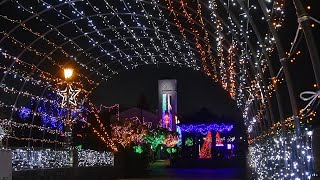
[18,92,87,131]
[178,123,233,135]
[19,107,31,119]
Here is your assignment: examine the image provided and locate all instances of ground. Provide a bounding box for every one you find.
[120,160,246,180]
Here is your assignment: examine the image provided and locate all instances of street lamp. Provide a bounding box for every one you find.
[63,68,78,167]
[63,68,73,148]
[64,68,73,80]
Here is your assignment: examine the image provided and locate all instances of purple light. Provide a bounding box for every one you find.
[178,123,233,135]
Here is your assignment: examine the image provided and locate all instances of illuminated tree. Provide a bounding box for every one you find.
[216,132,223,146]
[111,120,147,148]
[163,133,179,147]
[143,128,165,151]
[199,132,212,159]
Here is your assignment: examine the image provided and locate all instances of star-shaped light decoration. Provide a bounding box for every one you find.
[58,85,81,107]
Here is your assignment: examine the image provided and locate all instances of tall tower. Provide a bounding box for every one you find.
[158,79,177,131]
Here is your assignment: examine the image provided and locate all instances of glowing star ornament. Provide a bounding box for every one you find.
[58,85,80,107]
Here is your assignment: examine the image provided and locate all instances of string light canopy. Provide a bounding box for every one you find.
[0,0,319,178]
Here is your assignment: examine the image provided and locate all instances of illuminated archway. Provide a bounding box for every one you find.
[0,0,319,178]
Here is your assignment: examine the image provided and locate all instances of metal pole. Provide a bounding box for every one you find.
[257,0,302,178]
[292,0,320,85]
[66,83,77,167]
[257,0,300,137]
[66,83,70,147]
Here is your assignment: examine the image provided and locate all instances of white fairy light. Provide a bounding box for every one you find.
[0,125,5,145]
[12,149,114,171]
[78,149,114,167]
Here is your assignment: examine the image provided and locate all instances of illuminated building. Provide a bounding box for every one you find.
[158,79,177,131]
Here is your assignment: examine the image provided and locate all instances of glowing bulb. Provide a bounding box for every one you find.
[64,68,73,80]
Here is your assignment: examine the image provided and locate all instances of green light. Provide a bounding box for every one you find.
[185,137,193,146]
[166,147,177,154]
[133,145,143,154]
[143,129,166,151]
[75,145,83,151]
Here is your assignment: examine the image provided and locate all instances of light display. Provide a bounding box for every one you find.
[12,149,114,170]
[133,145,143,154]
[18,107,31,119]
[166,147,177,154]
[143,129,166,151]
[78,150,114,167]
[12,148,72,171]
[18,92,87,132]
[178,123,233,135]
[185,137,193,147]
[111,120,147,148]
[58,86,80,107]
[159,80,177,131]
[248,130,313,180]
[227,137,235,142]
[99,104,120,121]
[162,94,167,129]
[0,0,318,178]
[227,144,232,150]
[0,125,5,145]
[215,132,224,146]
[199,132,212,159]
[163,133,179,148]
[176,126,182,147]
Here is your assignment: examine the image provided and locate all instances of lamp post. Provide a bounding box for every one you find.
[64,68,73,147]
[63,68,78,167]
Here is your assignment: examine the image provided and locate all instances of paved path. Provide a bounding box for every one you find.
[119,160,246,180]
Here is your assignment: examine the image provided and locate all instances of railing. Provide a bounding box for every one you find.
[11,148,114,171]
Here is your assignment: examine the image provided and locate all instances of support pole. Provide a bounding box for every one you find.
[292,0,320,177]
[257,0,302,178]
[257,0,300,138]
[292,0,320,85]
[66,83,71,147]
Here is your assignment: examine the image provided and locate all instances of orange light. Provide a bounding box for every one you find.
[64,68,73,80]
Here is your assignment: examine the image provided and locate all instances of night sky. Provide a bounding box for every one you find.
[91,64,242,120]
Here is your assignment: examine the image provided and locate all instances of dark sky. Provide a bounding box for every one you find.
[91,64,242,120]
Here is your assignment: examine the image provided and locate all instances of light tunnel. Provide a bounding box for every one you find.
[0,0,319,179]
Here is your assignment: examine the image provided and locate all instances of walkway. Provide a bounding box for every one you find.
[120,160,246,180]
